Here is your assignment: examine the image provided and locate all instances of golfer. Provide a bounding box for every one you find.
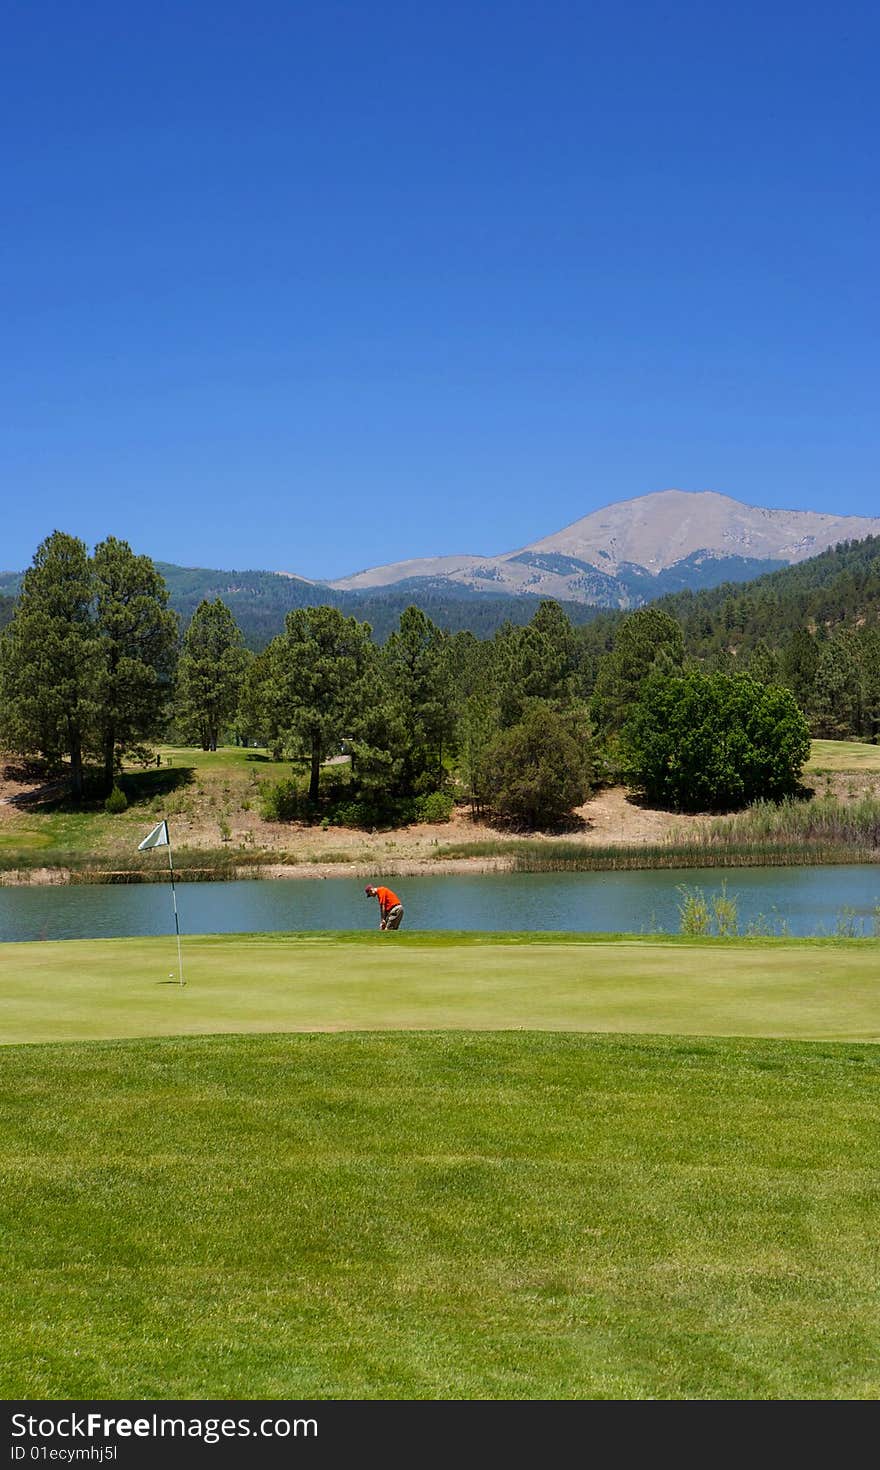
[365,884,404,930]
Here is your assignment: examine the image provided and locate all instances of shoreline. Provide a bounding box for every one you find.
[0,856,515,886]
[2,847,879,886]
[4,773,879,886]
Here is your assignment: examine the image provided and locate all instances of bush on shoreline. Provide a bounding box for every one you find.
[260,775,453,829]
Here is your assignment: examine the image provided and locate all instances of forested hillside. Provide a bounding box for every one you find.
[658,535,880,655]
[579,536,880,655]
[575,535,880,742]
[156,565,600,644]
[0,563,599,644]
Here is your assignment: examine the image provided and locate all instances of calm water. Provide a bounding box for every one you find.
[1,867,880,943]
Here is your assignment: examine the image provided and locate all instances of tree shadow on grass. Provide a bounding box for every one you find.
[477,809,590,836]
[121,766,196,802]
[33,764,197,813]
[624,782,816,815]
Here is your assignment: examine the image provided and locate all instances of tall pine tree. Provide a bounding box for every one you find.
[177,599,249,751]
[0,531,96,795]
[93,537,179,791]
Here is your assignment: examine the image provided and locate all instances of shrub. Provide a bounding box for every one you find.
[677,885,711,936]
[260,778,310,822]
[331,797,410,829]
[415,791,454,823]
[483,704,592,829]
[329,799,370,828]
[104,786,128,814]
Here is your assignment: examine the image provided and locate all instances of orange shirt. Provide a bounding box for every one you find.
[375,886,401,914]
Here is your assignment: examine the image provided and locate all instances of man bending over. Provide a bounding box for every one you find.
[365,885,404,930]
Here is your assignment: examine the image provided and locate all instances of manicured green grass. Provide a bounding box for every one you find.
[157,744,284,772]
[2,932,880,1045]
[1,1030,878,1399]
[807,739,880,772]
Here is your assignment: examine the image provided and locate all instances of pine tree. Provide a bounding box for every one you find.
[495,600,578,726]
[92,537,179,792]
[590,607,684,736]
[812,636,861,738]
[382,606,454,791]
[177,599,249,751]
[276,606,374,801]
[0,531,96,795]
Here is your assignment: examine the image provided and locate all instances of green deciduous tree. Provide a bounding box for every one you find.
[177,599,249,751]
[622,670,811,811]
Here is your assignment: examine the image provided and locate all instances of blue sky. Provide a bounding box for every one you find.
[2,1,877,579]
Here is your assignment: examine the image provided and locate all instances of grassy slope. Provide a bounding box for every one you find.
[806,739,880,772]
[0,745,295,862]
[1,1030,878,1399]
[3,932,880,1045]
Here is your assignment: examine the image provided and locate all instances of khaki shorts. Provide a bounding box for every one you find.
[383,905,404,930]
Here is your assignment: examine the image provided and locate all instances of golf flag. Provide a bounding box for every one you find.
[138,820,169,851]
[137,819,184,986]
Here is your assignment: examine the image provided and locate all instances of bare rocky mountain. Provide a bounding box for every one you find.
[328,489,880,607]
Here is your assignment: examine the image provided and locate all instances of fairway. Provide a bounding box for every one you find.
[2,931,880,1045]
[1,1030,878,1400]
[5,932,880,1401]
[806,738,880,772]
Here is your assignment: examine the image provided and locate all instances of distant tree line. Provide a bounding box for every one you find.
[1,527,835,823]
[149,562,600,647]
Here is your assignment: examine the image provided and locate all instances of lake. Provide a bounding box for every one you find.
[1,866,880,942]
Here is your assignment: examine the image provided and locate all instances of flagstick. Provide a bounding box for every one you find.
[166,830,185,988]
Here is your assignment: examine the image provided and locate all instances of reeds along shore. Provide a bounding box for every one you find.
[436,841,876,872]
[438,795,880,871]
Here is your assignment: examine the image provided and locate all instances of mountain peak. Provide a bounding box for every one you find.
[327,488,880,604]
[524,488,879,574]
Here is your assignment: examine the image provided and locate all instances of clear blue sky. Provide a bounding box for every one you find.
[2,1,877,579]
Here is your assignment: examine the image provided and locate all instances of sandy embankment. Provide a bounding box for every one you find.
[0,787,706,885]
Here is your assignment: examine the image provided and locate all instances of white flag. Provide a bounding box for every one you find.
[138,820,169,851]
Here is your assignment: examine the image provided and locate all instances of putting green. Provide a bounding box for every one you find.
[2,931,879,1045]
